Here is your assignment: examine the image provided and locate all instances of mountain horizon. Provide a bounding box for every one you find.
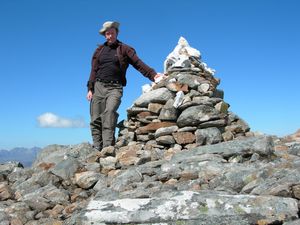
[0,147,42,167]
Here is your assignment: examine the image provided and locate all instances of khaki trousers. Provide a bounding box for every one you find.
[90,82,123,148]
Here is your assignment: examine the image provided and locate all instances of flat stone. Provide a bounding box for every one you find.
[166,82,189,93]
[178,126,197,132]
[198,119,227,129]
[0,183,12,200]
[99,157,117,174]
[156,135,175,145]
[215,101,229,113]
[155,126,179,138]
[177,105,221,127]
[134,88,174,107]
[116,145,142,167]
[176,73,207,90]
[127,107,150,117]
[158,99,178,121]
[75,171,101,189]
[136,122,177,135]
[136,135,150,142]
[148,103,163,114]
[195,127,223,145]
[173,132,196,145]
[198,83,210,93]
[50,158,80,180]
[172,136,274,161]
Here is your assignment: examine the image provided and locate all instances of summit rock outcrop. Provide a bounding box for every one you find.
[0,38,300,225]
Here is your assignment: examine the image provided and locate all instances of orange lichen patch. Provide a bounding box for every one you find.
[38,162,55,170]
[274,145,288,151]
[64,203,78,214]
[256,219,269,225]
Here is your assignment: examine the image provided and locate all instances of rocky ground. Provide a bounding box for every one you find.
[1,133,300,225]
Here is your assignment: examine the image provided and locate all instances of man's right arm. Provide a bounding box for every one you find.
[86,90,93,101]
[87,46,102,93]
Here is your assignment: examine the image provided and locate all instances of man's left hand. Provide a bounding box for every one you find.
[154,73,165,83]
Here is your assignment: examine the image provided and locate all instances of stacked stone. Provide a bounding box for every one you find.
[116,37,251,150]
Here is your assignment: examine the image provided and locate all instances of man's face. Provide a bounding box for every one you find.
[105,28,117,44]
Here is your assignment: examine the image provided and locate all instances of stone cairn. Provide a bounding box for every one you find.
[116,37,251,153]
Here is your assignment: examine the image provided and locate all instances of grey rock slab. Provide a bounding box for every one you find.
[134,88,174,107]
[171,136,274,161]
[195,127,223,145]
[155,126,179,138]
[156,135,176,145]
[33,142,94,168]
[75,171,102,189]
[8,167,33,184]
[177,105,221,127]
[12,178,41,198]
[249,167,300,197]
[12,170,58,196]
[178,126,197,132]
[5,202,32,224]
[99,156,117,173]
[22,184,69,210]
[136,160,165,176]
[31,170,60,186]
[198,119,227,129]
[127,107,150,117]
[283,219,300,225]
[197,161,228,183]
[0,211,9,225]
[23,195,51,211]
[209,166,258,193]
[43,186,69,205]
[93,174,108,192]
[110,167,143,192]
[158,99,178,121]
[50,158,80,180]
[0,161,23,177]
[288,142,300,156]
[79,190,298,224]
[33,144,69,167]
[176,73,206,89]
[193,96,223,106]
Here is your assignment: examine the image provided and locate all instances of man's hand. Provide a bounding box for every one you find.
[154,73,165,83]
[86,90,93,101]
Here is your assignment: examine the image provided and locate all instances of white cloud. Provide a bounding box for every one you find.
[37,112,87,128]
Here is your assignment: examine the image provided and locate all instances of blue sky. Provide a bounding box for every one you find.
[0,0,299,149]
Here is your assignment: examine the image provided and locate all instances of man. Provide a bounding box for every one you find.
[86,21,161,150]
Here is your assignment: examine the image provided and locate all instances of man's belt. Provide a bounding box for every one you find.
[96,78,121,84]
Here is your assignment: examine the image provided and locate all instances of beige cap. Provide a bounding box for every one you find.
[99,21,120,35]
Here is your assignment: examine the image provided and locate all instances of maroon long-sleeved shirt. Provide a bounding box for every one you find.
[87,40,156,91]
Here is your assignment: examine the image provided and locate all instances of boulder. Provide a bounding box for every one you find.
[81,190,298,225]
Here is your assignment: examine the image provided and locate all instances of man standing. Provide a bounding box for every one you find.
[87,21,161,150]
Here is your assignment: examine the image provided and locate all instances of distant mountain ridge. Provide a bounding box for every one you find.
[0,147,41,167]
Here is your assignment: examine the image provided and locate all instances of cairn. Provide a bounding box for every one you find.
[116,37,251,151]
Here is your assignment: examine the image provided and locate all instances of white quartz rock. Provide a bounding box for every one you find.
[164,37,201,72]
[164,37,215,75]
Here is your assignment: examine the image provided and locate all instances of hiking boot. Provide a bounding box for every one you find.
[92,145,102,151]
